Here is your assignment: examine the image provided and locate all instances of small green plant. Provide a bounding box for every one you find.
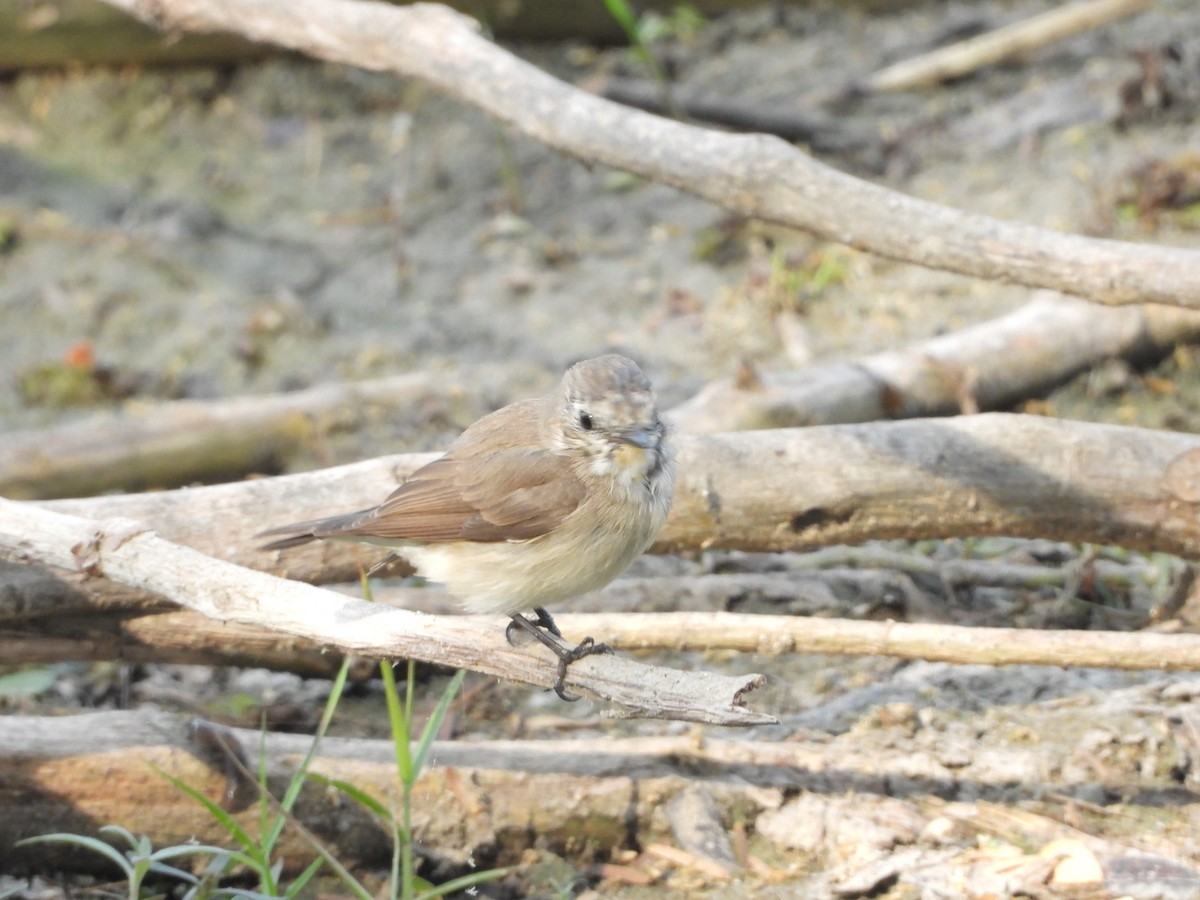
[19,649,509,898]
[758,244,851,316]
[163,655,358,898]
[17,825,239,900]
[317,659,510,900]
[602,0,704,118]
[603,0,705,74]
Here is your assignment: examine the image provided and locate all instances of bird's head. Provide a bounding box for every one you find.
[554,354,669,486]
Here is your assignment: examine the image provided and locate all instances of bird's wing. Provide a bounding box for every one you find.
[347,448,585,543]
[258,395,581,547]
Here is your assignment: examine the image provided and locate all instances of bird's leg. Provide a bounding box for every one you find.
[530,606,562,637]
[504,606,561,643]
[506,612,613,702]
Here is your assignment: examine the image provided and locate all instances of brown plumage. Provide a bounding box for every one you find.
[259,354,675,616]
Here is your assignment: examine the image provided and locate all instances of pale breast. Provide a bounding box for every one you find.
[401,470,672,615]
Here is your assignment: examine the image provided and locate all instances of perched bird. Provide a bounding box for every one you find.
[259,354,676,699]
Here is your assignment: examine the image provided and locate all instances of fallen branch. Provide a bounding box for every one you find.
[99,0,1200,307]
[866,0,1152,92]
[35,414,1200,583]
[0,500,771,726]
[4,600,1197,675]
[13,293,1188,501]
[669,293,1200,433]
[0,369,483,500]
[555,612,1200,672]
[5,690,1197,872]
[8,295,1194,504]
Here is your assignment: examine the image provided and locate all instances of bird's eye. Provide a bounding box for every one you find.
[579,412,594,431]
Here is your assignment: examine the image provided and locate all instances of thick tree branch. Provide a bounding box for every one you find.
[34,415,1200,586]
[11,294,1188,501]
[98,0,1200,307]
[0,500,771,726]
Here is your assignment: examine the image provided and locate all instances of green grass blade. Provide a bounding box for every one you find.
[151,843,247,863]
[97,823,140,850]
[602,0,639,39]
[255,724,284,866]
[17,833,134,876]
[311,775,394,825]
[281,656,352,812]
[412,670,464,776]
[413,866,515,899]
[159,770,261,862]
[145,861,201,884]
[379,659,412,783]
[283,856,325,899]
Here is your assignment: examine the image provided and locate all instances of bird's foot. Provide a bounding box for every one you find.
[550,636,613,702]
[506,611,613,701]
[505,606,562,643]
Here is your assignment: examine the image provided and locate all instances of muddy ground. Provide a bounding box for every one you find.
[2,0,1200,896]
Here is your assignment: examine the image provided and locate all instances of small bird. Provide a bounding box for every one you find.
[259,354,676,700]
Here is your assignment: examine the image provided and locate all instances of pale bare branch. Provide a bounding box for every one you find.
[36,414,1200,583]
[96,0,1200,306]
[866,0,1152,92]
[670,294,1200,433]
[0,499,772,726]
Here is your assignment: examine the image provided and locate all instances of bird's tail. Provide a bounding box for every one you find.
[257,509,373,551]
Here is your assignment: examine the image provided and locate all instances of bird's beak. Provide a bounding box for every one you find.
[615,427,660,450]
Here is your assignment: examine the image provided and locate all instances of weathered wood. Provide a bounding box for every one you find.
[0,371,463,500]
[670,294,1200,433]
[98,0,1200,306]
[4,694,1197,873]
[12,294,1188,501]
[866,0,1152,92]
[0,500,773,726]
[33,414,1200,579]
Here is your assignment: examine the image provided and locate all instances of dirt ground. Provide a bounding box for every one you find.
[3,0,1200,896]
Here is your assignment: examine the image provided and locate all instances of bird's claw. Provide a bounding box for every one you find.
[507,612,613,701]
[551,637,613,701]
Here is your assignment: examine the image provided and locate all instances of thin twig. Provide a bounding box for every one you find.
[867,0,1152,92]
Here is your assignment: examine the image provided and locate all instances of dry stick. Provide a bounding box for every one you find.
[0,499,770,726]
[100,0,1200,307]
[0,369,479,500]
[669,293,1200,433]
[867,0,1153,93]
[554,612,1200,671]
[5,596,1199,675]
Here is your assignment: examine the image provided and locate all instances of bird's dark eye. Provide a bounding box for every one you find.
[579,412,594,431]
